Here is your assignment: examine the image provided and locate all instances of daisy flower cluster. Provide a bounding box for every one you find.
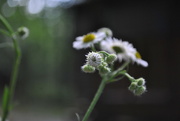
[73,27,148,96]
[73,28,148,68]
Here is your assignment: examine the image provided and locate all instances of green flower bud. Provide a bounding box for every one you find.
[137,78,145,86]
[101,61,108,67]
[134,86,146,96]
[81,64,95,73]
[128,82,137,92]
[106,54,117,63]
[98,65,110,74]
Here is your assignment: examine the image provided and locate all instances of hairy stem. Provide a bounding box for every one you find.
[123,73,135,82]
[82,79,106,121]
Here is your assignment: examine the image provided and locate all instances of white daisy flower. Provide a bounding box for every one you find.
[100,37,136,62]
[73,32,106,50]
[131,51,148,67]
[100,37,148,67]
[86,52,102,67]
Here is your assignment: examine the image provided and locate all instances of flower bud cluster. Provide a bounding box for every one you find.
[128,78,146,96]
[81,51,117,75]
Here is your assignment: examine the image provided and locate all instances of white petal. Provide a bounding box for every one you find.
[76,36,83,41]
[137,59,148,67]
[73,40,83,49]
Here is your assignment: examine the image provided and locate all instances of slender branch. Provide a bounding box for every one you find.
[82,79,106,121]
[116,61,129,71]
[109,62,129,80]
[0,14,13,34]
[123,73,135,82]
[91,44,96,52]
[0,14,21,121]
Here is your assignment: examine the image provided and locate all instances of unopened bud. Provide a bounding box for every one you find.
[137,78,145,86]
[134,86,146,96]
[128,82,137,92]
[81,64,95,73]
[106,54,117,63]
[98,65,110,74]
[101,61,108,67]
[86,52,102,67]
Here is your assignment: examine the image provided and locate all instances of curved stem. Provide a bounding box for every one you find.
[0,14,13,34]
[0,14,21,121]
[82,79,106,121]
[123,73,135,82]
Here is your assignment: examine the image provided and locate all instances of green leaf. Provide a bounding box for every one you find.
[2,86,10,113]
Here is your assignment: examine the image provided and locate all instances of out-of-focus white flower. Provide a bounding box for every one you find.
[17,26,29,39]
[86,52,102,67]
[0,117,9,121]
[100,37,136,62]
[97,27,113,37]
[131,51,148,67]
[100,37,148,67]
[73,32,106,50]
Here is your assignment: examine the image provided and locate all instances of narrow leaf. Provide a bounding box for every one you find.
[2,86,10,113]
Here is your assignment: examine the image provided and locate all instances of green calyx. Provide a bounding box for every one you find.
[82,64,95,73]
[106,54,117,63]
[98,65,110,75]
[137,78,145,86]
[128,82,137,92]
[134,86,146,96]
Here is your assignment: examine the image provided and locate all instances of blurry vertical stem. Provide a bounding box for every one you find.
[91,44,96,52]
[82,79,106,121]
[0,14,21,121]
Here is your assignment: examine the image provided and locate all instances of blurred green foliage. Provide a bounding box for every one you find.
[0,0,77,108]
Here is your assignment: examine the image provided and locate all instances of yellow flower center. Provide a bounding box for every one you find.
[83,34,95,43]
[135,52,142,59]
[112,46,124,54]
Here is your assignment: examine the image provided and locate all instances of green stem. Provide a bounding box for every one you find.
[123,73,135,82]
[0,14,13,34]
[82,79,106,121]
[117,61,129,71]
[110,62,129,79]
[91,44,96,52]
[0,14,21,121]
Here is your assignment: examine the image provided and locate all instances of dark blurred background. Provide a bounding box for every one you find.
[0,0,180,121]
